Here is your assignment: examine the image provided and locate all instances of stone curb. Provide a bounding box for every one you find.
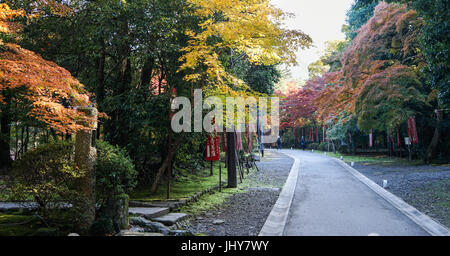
[333,157,450,236]
[259,151,300,236]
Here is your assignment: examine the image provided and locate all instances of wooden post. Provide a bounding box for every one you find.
[236,148,243,183]
[219,163,222,192]
[226,131,237,188]
[210,161,213,176]
[246,156,250,174]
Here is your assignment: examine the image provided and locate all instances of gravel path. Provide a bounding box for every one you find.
[352,162,450,228]
[181,150,293,236]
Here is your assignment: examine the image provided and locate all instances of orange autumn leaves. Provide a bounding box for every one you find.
[303,2,427,129]
[0,4,94,134]
[0,3,24,34]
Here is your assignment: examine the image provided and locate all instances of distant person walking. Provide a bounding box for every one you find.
[276,136,282,150]
[301,136,306,150]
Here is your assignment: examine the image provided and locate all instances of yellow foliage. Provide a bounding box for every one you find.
[0,3,24,35]
[179,0,312,96]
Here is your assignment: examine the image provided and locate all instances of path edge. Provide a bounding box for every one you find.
[333,157,450,236]
[259,151,300,236]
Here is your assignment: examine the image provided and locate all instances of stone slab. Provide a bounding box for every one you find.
[130,201,183,210]
[117,231,164,236]
[152,213,188,226]
[129,207,170,219]
[0,202,71,212]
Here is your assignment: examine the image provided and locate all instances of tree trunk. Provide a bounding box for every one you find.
[24,126,29,153]
[150,134,183,193]
[226,132,237,188]
[0,99,11,169]
[104,18,132,148]
[425,109,442,163]
[74,107,98,235]
[140,56,154,88]
[96,38,106,140]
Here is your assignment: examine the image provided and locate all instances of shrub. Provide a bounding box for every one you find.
[338,144,350,154]
[33,227,60,236]
[89,217,115,236]
[95,141,137,204]
[308,143,319,150]
[10,140,82,217]
[318,142,329,151]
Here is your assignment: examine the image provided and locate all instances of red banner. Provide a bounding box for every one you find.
[407,117,419,144]
[407,118,412,141]
[411,117,419,144]
[206,132,220,161]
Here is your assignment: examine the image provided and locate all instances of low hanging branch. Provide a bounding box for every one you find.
[0,4,94,135]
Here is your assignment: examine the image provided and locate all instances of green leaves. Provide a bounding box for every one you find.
[94,140,137,202]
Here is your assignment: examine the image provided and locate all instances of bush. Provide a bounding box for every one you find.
[308,143,319,150]
[338,144,350,154]
[33,227,60,236]
[95,141,137,204]
[89,217,115,236]
[10,140,82,217]
[318,142,329,151]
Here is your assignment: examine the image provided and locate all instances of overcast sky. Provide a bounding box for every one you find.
[271,0,354,80]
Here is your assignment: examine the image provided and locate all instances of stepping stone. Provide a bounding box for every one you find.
[152,213,188,226]
[130,217,171,235]
[117,231,164,236]
[213,219,225,225]
[129,207,170,219]
[129,201,183,210]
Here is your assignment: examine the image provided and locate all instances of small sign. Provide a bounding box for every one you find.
[206,133,220,161]
[404,137,411,145]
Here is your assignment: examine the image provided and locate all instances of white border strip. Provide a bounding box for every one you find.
[333,158,450,236]
[259,152,300,236]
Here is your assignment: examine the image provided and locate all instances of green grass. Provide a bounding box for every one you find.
[176,187,242,216]
[176,165,260,216]
[0,213,41,236]
[0,211,78,236]
[313,150,423,166]
[413,178,450,228]
[131,159,262,216]
[174,151,273,216]
[428,179,450,207]
[130,162,229,201]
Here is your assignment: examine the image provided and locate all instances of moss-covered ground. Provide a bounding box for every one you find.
[130,161,231,202]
